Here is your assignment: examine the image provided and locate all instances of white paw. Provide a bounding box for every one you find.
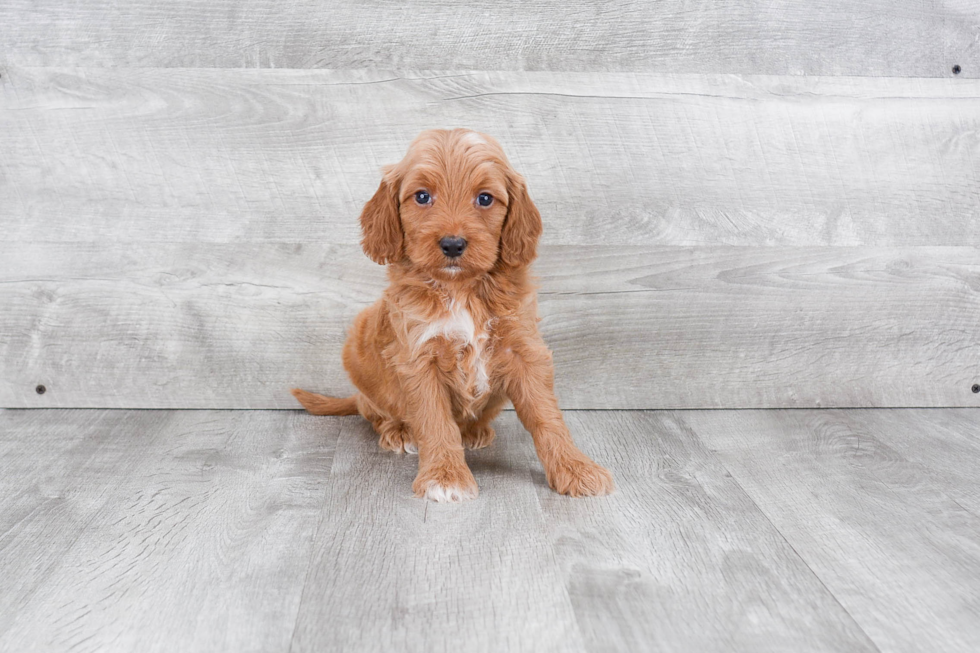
[423,482,478,503]
[403,441,418,455]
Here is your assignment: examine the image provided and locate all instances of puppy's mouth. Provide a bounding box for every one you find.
[443,262,463,275]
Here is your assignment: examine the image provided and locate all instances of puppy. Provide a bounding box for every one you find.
[292,129,614,502]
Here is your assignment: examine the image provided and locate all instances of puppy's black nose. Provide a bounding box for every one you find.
[440,236,467,258]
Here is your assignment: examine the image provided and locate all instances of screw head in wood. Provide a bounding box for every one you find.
[973,383,980,394]
[952,65,962,75]
[35,384,46,395]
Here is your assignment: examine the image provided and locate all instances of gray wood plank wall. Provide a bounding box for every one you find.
[1,1,977,77]
[2,6,979,409]
[4,69,980,246]
[3,243,979,408]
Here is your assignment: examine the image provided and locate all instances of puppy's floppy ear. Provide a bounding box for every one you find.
[500,170,542,268]
[359,166,403,265]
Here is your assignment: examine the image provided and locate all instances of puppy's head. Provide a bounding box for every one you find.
[359,129,541,278]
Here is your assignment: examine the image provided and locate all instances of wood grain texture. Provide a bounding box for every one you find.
[689,409,980,653]
[1,0,975,77]
[3,408,979,651]
[945,0,980,78]
[0,409,170,638]
[290,412,585,653]
[3,67,979,246]
[0,409,340,652]
[540,411,877,652]
[2,243,978,410]
[843,408,980,514]
[290,410,877,652]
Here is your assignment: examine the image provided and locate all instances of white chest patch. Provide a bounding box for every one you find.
[414,302,491,397]
[418,303,477,345]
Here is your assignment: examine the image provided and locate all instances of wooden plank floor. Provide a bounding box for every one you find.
[1,408,978,652]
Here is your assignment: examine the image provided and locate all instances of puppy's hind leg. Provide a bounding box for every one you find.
[460,394,506,450]
[356,395,416,454]
[377,420,416,454]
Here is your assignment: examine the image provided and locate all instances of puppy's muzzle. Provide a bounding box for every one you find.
[440,236,467,259]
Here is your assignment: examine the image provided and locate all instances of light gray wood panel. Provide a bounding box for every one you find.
[541,411,877,652]
[1,242,369,410]
[0,409,340,652]
[688,409,980,653]
[0,409,169,638]
[1,0,973,77]
[843,408,980,514]
[290,412,586,652]
[3,67,980,246]
[2,243,978,409]
[945,0,980,78]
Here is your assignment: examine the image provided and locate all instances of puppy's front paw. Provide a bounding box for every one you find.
[461,424,495,450]
[547,454,615,497]
[413,462,479,503]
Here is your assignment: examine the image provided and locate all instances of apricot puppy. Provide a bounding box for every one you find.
[293,128,614,502]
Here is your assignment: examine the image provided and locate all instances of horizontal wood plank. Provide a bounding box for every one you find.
[2,243,977,409]
[2,68,979,246]
[1,1,975,77]
[945,0,980,78]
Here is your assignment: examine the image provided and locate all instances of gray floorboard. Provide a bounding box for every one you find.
[0,410,340,653]
[291,413,585,653]
[539,411,876,653]
[2,408,978,652]
[844,408,980,515]
[688,409,980,653]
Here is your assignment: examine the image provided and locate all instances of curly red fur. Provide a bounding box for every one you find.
[293,129,614,502]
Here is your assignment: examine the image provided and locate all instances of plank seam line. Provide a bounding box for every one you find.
[3,407,980,413]
[442,90,735,102]
[286,417,346,653]
[439,90,980,102]
[17,411,172,610]
[709,452,884,652]
[528,422,591,651]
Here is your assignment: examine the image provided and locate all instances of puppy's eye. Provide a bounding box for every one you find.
[414,190,431,205]
[477,192,493,207]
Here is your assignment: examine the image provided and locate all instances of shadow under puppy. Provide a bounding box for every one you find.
[293,128,614,502]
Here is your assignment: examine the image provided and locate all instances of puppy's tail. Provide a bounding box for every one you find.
[291,388,360,416]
